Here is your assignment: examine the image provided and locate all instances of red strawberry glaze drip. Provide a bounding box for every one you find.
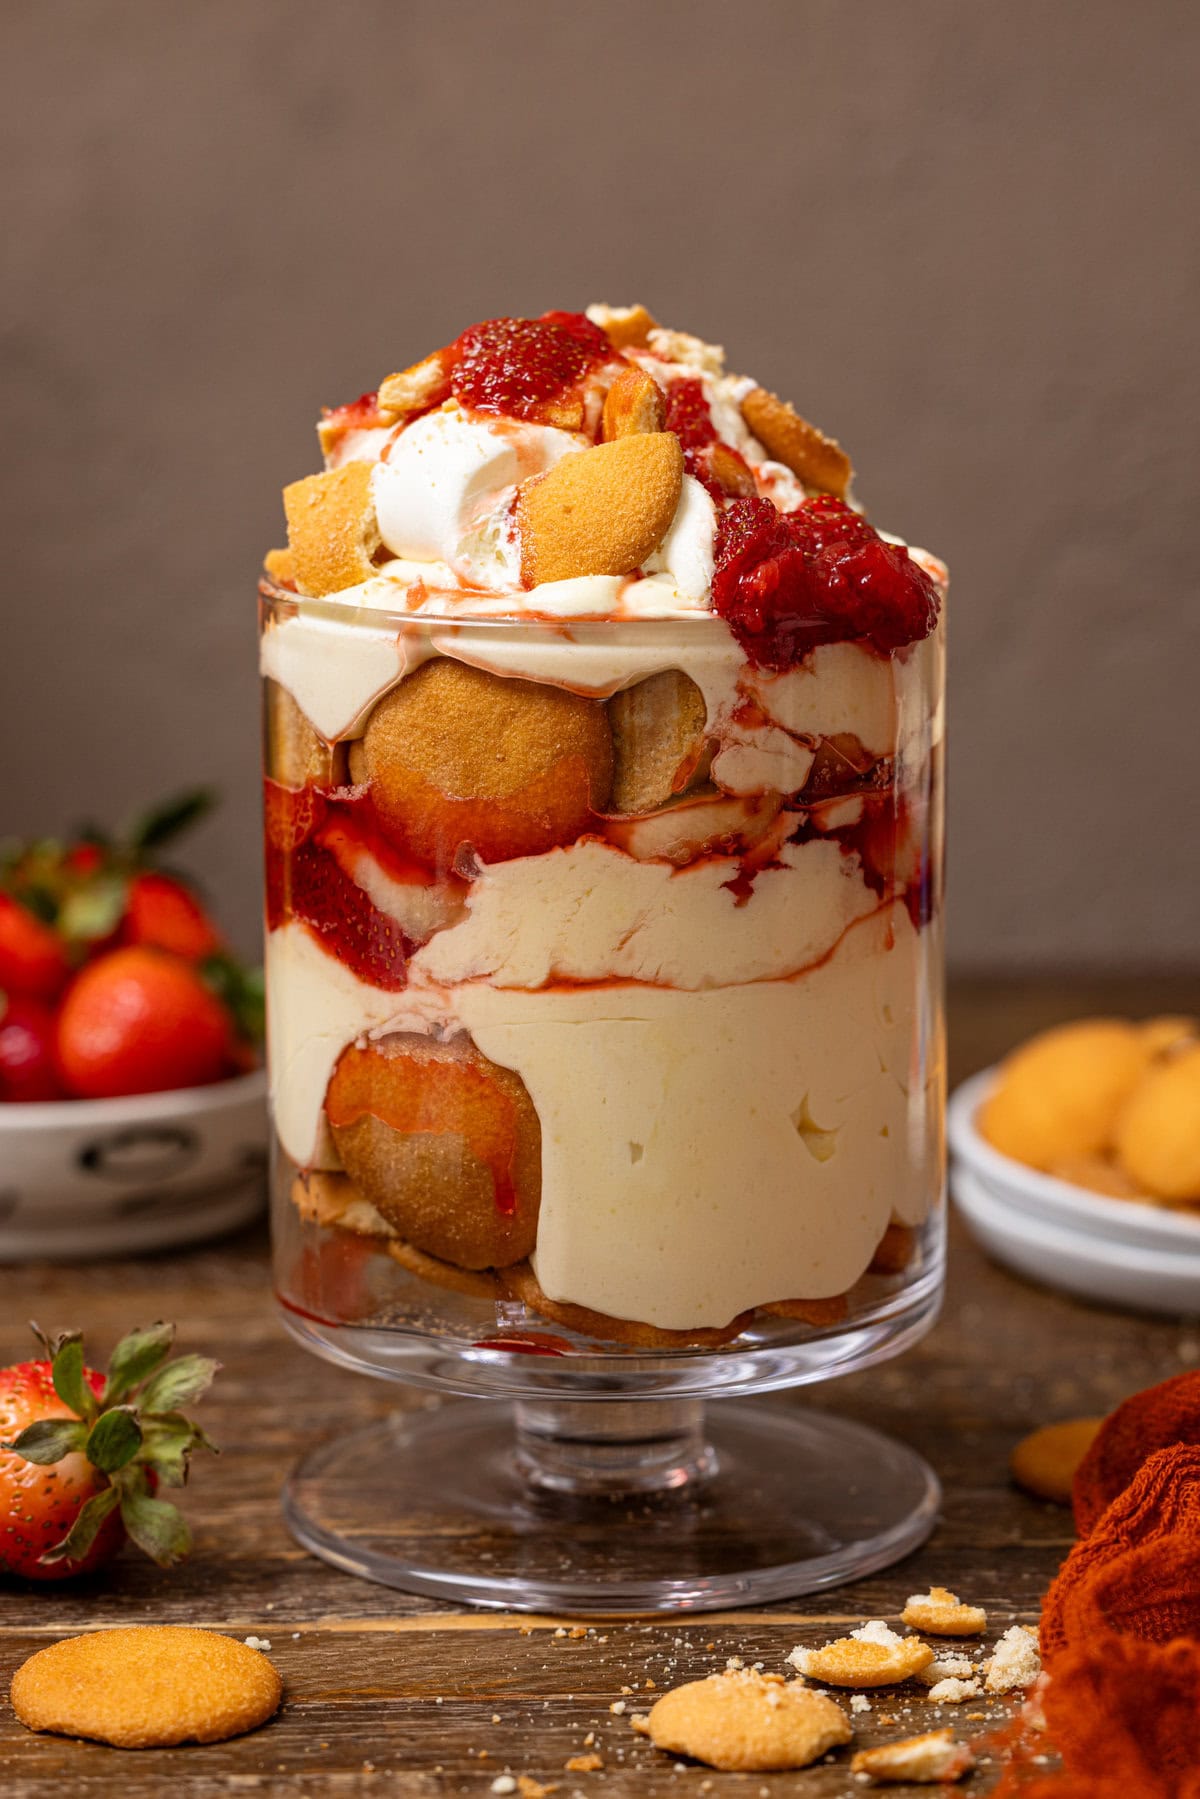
[713,496,941,669]
[450,312,610,419]
[316,785,450,892]
[471,1334,571,1356]
[787,791,934,931]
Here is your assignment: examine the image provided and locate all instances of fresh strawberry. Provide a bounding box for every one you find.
[56,946,234,1099]
[64,841,105,877]
[0,994,64,1102]
[124,871,223,961]
[0,895,70,1001]
[0,1322,217,1579]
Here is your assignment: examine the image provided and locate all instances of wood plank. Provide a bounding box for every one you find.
[2,978,1196,1794]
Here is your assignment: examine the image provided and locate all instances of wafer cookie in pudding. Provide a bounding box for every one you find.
[262,305,945,1350]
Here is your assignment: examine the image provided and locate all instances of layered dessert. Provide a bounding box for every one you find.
[261,305,945,1348]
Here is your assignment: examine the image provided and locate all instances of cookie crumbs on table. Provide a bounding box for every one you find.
[984,1625,1042,1693]
[926,1675,982,1703]
[919,1651,977,1684]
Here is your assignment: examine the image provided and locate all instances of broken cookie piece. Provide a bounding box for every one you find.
[788,1621,933,1688]
[851,1727,974,1784]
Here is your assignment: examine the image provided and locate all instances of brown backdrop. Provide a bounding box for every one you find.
[2,0,1197,969]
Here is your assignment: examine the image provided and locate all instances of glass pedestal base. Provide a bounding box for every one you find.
[282,1396,939,1614]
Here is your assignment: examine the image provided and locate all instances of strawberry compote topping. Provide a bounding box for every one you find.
[450,312,610,419]
[661,376,728,498]
[712,496,941,669]
[663,376,717,451]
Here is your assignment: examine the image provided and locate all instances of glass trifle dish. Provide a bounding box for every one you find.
[261,305,947,1610]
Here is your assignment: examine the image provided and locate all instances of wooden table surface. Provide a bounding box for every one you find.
[3,976,1198,1798]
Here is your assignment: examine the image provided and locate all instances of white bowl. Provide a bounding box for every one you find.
[949,1068,1200,1315]
[0,1069,268,1260]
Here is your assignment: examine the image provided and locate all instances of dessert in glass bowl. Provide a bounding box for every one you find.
[261,305,947,1609]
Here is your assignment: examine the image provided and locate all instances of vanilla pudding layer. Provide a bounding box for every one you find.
[267,900,933,1330]
[265,834,937,1333]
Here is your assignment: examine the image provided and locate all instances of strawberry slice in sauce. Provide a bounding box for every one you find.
[265,832,411,989]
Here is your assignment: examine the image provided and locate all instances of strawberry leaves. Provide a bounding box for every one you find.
[119,1477,194,1564]
[128,788,215,854]
[49,1333,98,1422]
[102,1320,176,1403]
[39,1486,121,1567]
[3,1320,219,1570]
[85,1406,143,1474]
[5,1416,88,1463]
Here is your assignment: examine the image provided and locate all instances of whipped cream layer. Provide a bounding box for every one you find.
[310,319,946,628]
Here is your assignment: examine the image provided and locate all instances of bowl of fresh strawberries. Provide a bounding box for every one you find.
[0,791,266,1259]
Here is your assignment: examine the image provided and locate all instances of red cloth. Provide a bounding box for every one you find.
[1073,1370,1200,1535]
[1042,1445,1200,1662]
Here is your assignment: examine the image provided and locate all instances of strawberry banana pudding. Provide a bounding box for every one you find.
[261,305,946,1349]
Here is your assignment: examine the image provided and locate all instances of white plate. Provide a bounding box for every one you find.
[949,1067,1200,1315]
[0,1069,267,1260]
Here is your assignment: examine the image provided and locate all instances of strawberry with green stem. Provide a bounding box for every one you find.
[0,1321,218,1578]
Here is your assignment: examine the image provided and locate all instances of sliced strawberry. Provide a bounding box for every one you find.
[663,375,717,451]
[451,312,610,420]
[266,838,411,989]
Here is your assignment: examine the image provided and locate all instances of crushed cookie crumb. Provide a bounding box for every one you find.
[565,1754,603,1773]
[984,1626,1042,1693]
[926,1676,982,1704]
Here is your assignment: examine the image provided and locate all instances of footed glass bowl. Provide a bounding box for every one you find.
[262,581,946,1612]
